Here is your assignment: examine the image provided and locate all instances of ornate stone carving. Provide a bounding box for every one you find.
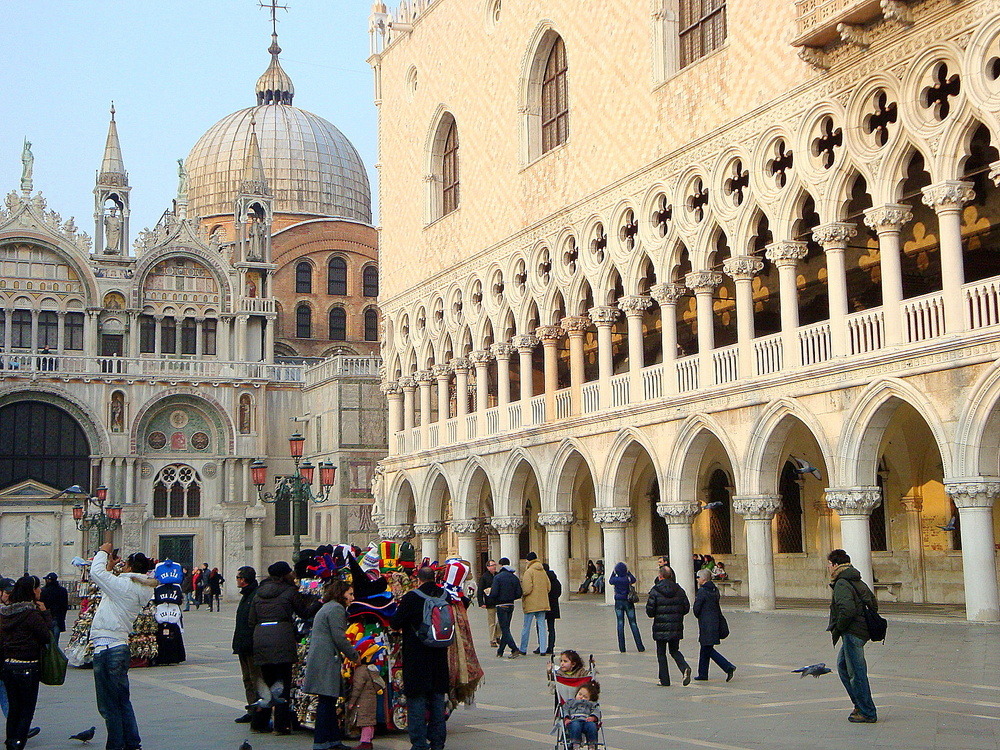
[899,495,923,513]
[797,47,829,70]
[414,522,444,536]
[618,295,654,316]
[535,325,565,342]
[764,240,808,266]
[825,487,882,515]
[592,507,633,525]
[989,161,1000,188]
[733,495,782,520]
[450,518,481,535]
[415,369,434,384]
[863,204,912,232]
[489,515,525,532]
[837,22,870,49]
[512,334,540,351]
[656,501,700,522]
[224,518,246,563]
[381,381,403,396]
[880,0,913,25]
[922,181,976,211]
[722,256,764,280]
[379,523,414,540]
[684,271,724,292]
[812,222,857,249]
[650,282,688,305]
[399,375,417,390]
[469,349,493,366]
[119,504,147,553]
[490,342,516,359]
[450,357,472,373]
[560,316,591,334]
[945,481,1000,509]
[589,306,621,325]
[538,511,575,527]
[432,364,452,379]
[0,191,93,254]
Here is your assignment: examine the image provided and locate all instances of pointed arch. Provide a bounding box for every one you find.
[743,398,834,495]
[664,414,742,503]
[496,447,544,517]
[455,456,496,520]
[602,428,661,509]
[419,463,455,524]
[546,438,599,514]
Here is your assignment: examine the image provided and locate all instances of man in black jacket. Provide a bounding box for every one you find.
[488,557,522,658]
[645,565,691,686]
[477,560,500,648]
[232,566,267,729]
[40,573,69,641]
[542,563,562,655]
[390,566,450,750]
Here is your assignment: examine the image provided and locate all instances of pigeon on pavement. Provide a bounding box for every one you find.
[792,663,832,678]
[239,741,253,750]
[70,727,96,742]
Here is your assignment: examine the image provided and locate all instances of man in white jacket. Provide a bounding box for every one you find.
[89,542,155,750]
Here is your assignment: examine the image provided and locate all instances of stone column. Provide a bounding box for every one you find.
[512,334,539,403]
[416,369,434,428]
[263,317,275,363]
[589,306,619,409]
[657,501,700,603]
[30,310,39,354]
[923,181,975,334]
[491,342,514,428]
[250,516,264,579]
[490,516,524,567]
[119,503,146,556]
[593,507,632,606]
[539,512,574,602]
[414,522,444,565]
[650,282,686,394]
[899,496,926,603]
[383,382,403,455]
[469,350,493,414]
[619,295,652,401]
[685,271,724,386]
[812,223,856,357]
[722,256,763,378]
[945,480,1000,622]
[56,311,65,353]
[219,316,232,361]
[825,486,881,588]
[535,325,564,421]
[127,312,139,358]
[764,241,808,368]
[195,319,204,356]
[452,358,471,420]
[223,513,247,600]
[561,316,590,415]
[401,376,417,431]
[451,519,481,575]
[124,457,136,505]
[235,315,248,361]
[85,310,99,357]
[212,520,224,569]
[863,205,911,345]
[733,495,781,611]
[433,364,452,423]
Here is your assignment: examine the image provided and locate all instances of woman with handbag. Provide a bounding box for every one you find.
[608,562,645,653]
[692,568,736,682]
[0,576,51,750]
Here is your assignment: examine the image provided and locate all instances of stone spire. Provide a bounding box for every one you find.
[240,116,269,196]
[255,33,295,105]
[98,103,128,187]
[94,103,131,256]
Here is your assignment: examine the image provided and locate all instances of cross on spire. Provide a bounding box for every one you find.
[260,0,289,37]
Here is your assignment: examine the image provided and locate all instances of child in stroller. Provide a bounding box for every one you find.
[561,680,602,750]
[549,651,605,750]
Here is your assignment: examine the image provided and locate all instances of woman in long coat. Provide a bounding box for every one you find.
[303,579,359,750]
[692,569,736,681]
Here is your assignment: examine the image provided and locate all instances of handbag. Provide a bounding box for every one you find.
[40,639,68,686]
[851,582,887,642]
[718,613,730,640]
[627,584,640,604]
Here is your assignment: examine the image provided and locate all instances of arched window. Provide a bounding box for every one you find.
[0,400,91,491]
[11,310,31,348]
[363,265,379,298]
[679,0,727,69]
[648,481,669,558]
[295,261,313,294]
[181,318,197,354]
[707,469,732,555]
[541,37,568,154]
[38,311,58,349]
[152,464,201,519]
[442,120,460,215]
[328,257,348,296]
[364,309,379,341]
[329,307,347,341]
[296,304,312,338]
[776,461,804,553]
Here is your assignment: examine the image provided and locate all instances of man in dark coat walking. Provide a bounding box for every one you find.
[40,573,69,640]
[390,566,451,750]
[488,557,522,657]
[232,566,267,730]
[693,568,736,681]
[541,563,561,655]
[645,565,691,686]
[827,548,878,723]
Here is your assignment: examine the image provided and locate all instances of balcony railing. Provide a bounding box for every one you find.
[713,344,739,385]
[792,0,889,48]
[239,297,276,314]
[611,372,631,407]
[582,382,600,414]
[677,355,699,392]
[799,322,832,366]
[304,356,381,386]
[555,389,572,419]
[642,364,663,401]
[847,309,883,355]
[530,394,546,425]
[967,278,1000,330]
[485,406,500,435]
[903,292,945,343]
[0,353,305,383]
[754,334,783,376]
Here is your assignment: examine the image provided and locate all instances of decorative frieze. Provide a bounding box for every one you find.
[450,518,482,535]
[592,507,633,525]
[922,181,976,211]
[489,515,525,533]
[825,486,882,515]
[764,241,808,266]
[945,481,1000,509]
[863,204,912,232]
[656,501,700,522]
[649,282,688,305]
[538,511,575,527]
[589,306,620,326]
[722,256,764,281]
[733,494,782,521]
[414,522,444,536]
[812,222,857,249]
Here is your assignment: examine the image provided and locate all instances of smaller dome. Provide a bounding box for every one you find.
[257,34,294,106]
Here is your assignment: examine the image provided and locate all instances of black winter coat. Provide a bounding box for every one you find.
[476,569,495,607]
[0,602,51,661]
[248,577,314,664]
[232,580,258,655]
[487,567,522,606]
[546,568,562,619]
[389,581,450,697]
[40,581,69,632]
[693,580,725,645]
[645,578,689,642]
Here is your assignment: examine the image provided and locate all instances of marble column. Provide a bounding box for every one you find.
[812,222,856,357]
[414,522,444,564]
[593,507,632,606]
[685,271,724,386]
[235,315,248,361]
[250,517,264,579]
[124,457,136,505]
[535,325,564,421]
[589,306,619,409]
[513,334,539,403]
[469,350,493,414]
[451,519,481,576]
[212,520,224,569]
[825,487,881,588]
[945,480,1000,622]
[650,282,686,394]
[733,495,781,611]
[263,317,275,363]
[561,315,590,415]
[401,376,417,432]
[863,205,911,346]
[383,382,403,455]
[127,312,140,358]
[722,256,763,378]
[619,295,652,401]
[922,181,975,333]
[452,358,471,421]
[490,516,524,568]
[764,241,808,368]
[433,364,452,423]
[539,512,574,602]
[416,369,434,428]
[899,496,926,603]
[491,342,514,428]
[657,501,699,603]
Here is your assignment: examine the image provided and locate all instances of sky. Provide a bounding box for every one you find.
[0,1,379,235]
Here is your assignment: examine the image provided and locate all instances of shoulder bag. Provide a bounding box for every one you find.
[40,638,69,686]
[851,581,887,643]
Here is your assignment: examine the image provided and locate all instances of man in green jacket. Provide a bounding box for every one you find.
[826,549,878,724]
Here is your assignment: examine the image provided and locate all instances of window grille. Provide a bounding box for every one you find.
[541,38,569,153]
[776,462,804,553]
[364,309,379,341]
[296,304,312,339]
[330,307,347,341]
[363,266,379,298]
[65,312,84,351]
[328,257,348,296]
[679,0,727,69]
[708,469,733,555]
[442,120,460,215]
[296,261,312,294]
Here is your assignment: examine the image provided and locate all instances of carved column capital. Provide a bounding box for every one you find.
[560,315,591,335]
[432,364,452,380]
[812,222,857,250]
[414,521,445,536]
[512,334,539,351]
[764,240,808,266]
[381,381,403,396]
[863,204,912,232]
[589,305,620,326]
[469,349,493,366]
[825,486,882,516]
[379,523,414,541]
[945,480,1000,509]
[416,369,435,384]
[989,160,1000,188]
[592,506,633,526]
[491,342,516,359]
[899,495,923,514]
[535,325,565,343]
[733,494,782,521]
[399,375,417,390]
[922,181,976,212]
[722,255,764,281]
[649,282,688,305]
[618,295,653,316]
[489,515,525,533]
[656,501,701,522]
[450,357,471,374]
[538,511,575,528]
[684,271,724,292]
[450,518,482,535]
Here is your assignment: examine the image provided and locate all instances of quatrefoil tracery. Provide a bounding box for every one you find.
[920,61,961,121]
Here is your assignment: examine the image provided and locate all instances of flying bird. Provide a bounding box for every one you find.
[792,663,831,678]
[701,501,724,510]
[239,741,253,750]
[51,484,84,499]
[788,456,822,481]
[70,726,96,742]
[938,516,956,532]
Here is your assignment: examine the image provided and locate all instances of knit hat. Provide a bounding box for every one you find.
[268,561,293,577]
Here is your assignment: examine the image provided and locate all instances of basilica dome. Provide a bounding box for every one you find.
[185,36,372,225]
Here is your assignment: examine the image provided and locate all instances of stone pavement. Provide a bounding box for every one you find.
[28,595,1000,750]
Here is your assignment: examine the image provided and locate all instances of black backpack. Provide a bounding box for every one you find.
[850,580,887,643]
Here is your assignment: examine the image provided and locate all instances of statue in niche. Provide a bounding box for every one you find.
[110,391,125,433]
[238,394,252,434]
[104,205,123,254]
[245,212,266,261]
[176,159,188,200]
[20,139,34,190]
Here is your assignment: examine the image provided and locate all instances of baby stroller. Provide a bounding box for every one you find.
[548,655,606,750]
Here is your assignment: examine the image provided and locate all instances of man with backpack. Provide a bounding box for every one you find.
[390,566,452,750]
[827,549,879,724]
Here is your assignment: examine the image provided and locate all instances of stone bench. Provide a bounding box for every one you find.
[715,579,743,596]
[873,581,902,602]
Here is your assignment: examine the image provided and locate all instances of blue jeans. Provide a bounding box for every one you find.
[614,600,644,652]
[406,692,446,750]
[837,633,876,719]
[0,677,7,716]
[519,610,548,654]
[566,718,598,744]
[93,645,141,750]
[495,605,518,655]
[313,694,343,749]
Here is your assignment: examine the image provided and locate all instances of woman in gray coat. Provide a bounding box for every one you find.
[303,579,359,750]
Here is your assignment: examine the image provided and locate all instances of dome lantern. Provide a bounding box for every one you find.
[256,33,295,105]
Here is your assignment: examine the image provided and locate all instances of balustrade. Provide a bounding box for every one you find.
[676,355,699,392]
[902,292,945,343]
[610,372,631,407]
[798,322,832,366]
[712,345,739,384]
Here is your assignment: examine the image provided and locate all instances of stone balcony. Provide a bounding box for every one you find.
[791,0,909,48]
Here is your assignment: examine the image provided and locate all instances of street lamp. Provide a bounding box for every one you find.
[71,485,122,531]
[251,433,337,559]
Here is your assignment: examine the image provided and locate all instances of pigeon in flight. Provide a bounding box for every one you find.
[52,484,84,499]
[239,741,253,750]
[70,727,96,742]
[792,663,831,678]
[701,501,724,510]
[938,516,956,531]
[788,456,822,481]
